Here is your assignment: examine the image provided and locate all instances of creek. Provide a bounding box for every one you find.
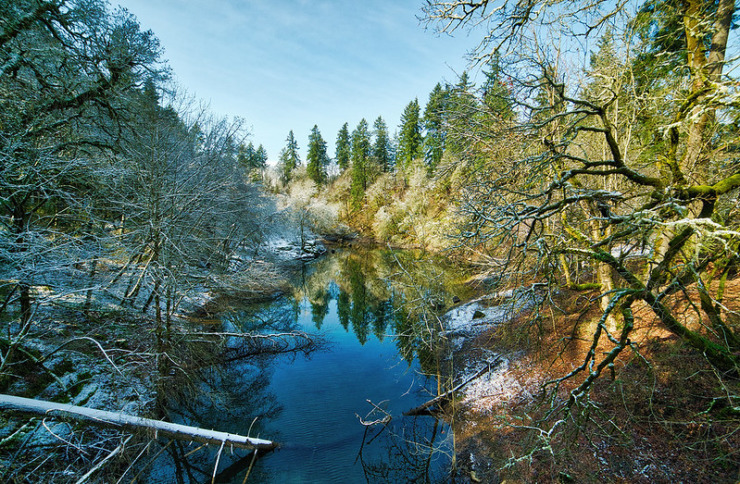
[152,248,476,483]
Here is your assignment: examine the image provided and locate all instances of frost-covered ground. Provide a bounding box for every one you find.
[439,289,542,480]
[442,289,536,413]
[258,235,326,262]
[0,234,329,478]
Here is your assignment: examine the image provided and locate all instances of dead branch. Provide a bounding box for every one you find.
[404,356,503,416]
[0,394,277,451]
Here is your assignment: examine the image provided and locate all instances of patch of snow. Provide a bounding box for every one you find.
[458,356,529,413]
[260,236,326,262]
[442,290,531,337]
[444,289,542,417]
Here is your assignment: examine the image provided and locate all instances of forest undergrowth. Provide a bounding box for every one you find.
[450,277,740,483]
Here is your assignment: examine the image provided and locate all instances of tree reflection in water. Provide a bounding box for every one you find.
[357,417,456,483]
[147,248,473,482]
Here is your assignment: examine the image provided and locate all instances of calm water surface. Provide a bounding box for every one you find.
[156,249,473,483]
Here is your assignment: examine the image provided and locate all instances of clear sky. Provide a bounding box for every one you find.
[112,0,481,164]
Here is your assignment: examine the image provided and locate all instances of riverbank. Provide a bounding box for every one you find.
[0,232,331,481]
[441,281,740,483]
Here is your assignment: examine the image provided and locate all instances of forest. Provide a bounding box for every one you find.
[1,0,740,482]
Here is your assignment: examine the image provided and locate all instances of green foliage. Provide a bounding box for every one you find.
[350,119,371,209]
[306,125,329,185]
[372,116,393,172]
[423,83,449,171]
[444,72,479,159]
[480,58,515,123]
[397,98,423,171]
[278,130,301,184]
[335,122,352,171]
[237,141,267,171]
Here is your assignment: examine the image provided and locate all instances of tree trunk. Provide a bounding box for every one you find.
[0,394,277,451]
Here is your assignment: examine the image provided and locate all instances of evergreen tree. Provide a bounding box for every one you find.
[278,130,300,184]
[397,98,423,170]
[372,116,393,172]
[350,119,371,208]
[237,141,257,170]
[335,122,351,171]
[306,125,329,185]
[254,144,268,168]
[481,58,515,122]
[445,71,479,157]
[423,83,449,171]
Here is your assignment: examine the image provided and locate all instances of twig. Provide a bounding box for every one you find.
[75,435,132,484]
[211,440,226,484]
[242,449,259,484]
[42,336,124,376]
[115,440,151,484]
[129,440,173,483]
[41,418,89,456]
[356,399,392,426]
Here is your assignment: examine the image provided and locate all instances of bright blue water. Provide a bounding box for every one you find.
[249,297,452,483]
[157,249,467,483]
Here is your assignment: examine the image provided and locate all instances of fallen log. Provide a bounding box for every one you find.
[404,356,503,416]
[0,394,277,451]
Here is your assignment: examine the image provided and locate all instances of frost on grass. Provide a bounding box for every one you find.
[443,290,532,347]
[442,290,537,414]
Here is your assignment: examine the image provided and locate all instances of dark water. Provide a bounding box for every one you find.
[154,249,473,483]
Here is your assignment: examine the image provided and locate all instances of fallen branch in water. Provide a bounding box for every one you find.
[404,356,504,416]
[356,399,392,426]
[0,394,277,451]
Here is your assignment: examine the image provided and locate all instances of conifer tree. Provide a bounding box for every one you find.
[397,99,423,170]
[254,144,268,168]
[445,72,478,157]
[335,123,351,171]
[372,116,393,172]
[423,83,449,171]
[306,125,329,185]
[278,130,300,184]
[238,141,257,170]
[481,58,515,122]
[350,119,371,208]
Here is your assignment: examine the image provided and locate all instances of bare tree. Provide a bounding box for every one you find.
[424,0,740,430]
[0,0,164,376]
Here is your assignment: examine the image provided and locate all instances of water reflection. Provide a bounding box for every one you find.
[150,248,473,483]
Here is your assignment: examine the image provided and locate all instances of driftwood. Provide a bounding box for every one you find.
[0,394,277,451]
[404,356,503,416]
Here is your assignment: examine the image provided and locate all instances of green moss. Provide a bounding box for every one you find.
[569,282,601,291]
[52,359,75,375]
[68,371,93,398]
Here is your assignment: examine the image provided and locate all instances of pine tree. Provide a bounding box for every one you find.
[350,119,371,208]
[372,116,392,172]
[254,144,268,168]
[306,125,329,185]
[335,123,351,171]
[423,83,449,171]
[445,71,478,158]
[481,58,515,121]
[278,130,300,185]
[237,141,257,170]
[397,99,423,170]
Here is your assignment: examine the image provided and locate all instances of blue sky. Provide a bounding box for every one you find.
[113,0,481,164]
